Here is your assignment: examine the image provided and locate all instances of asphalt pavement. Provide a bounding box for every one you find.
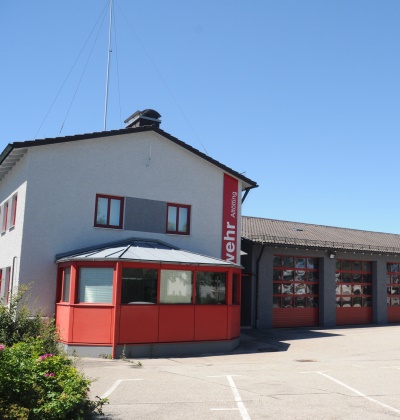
[79,325,400,419]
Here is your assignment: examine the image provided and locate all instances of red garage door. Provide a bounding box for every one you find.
[387,262,400,323]
[272,255,319,328]
[335,259,372,325]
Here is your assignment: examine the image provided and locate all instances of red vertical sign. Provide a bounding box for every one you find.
[221,174,239,263]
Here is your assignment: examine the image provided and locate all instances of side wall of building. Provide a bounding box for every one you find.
[0,153,29,295]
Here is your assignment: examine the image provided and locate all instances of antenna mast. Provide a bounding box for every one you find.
[103,0,113,131]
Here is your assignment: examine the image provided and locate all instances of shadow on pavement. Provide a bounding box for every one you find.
[233,327,343,354]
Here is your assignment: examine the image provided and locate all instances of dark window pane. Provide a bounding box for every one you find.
[363,285,372,295]
[282,296,293,307]
[295,297,306,308]
[273,256,281,267]
[121,268,158,304]
[273,297,281,308]
[363,274,372,283]
[336,260,341,270]
[273,284,281,294]
[308,284,319,294]
[392,264,399,273]
[362,262,372,272]
[342,273,351,283]
[352,273,362,283]
[392,275,400,284]
[273,270,281,281]
[307,258,319,269]
[362,297,372,307]
[391,297,400,306]
[196,272,226,304]
[282,257,294,268]
[295,258,306,268]
[307,272,319,282]
[352,297,362,307]
[308,297,318,308]
[352,261,362,271]
[342,261,351,271]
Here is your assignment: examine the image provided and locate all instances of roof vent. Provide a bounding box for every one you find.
[124,109,161,129]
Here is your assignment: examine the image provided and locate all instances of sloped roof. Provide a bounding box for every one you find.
[55,237,239,267]
[242,216,400,254]
[0,126,257,188]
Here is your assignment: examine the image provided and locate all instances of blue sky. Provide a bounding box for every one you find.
[1,1,400,233]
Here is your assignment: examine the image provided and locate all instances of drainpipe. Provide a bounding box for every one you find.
[255,244,266,328]
[10,256,17,296]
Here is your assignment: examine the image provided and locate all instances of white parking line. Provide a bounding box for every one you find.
[316,371,400,416]
[208,375,251,420]
[101,379,142,399]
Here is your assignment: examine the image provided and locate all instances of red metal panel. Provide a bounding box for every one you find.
[336,308,373,325]
[194,306,228,341]
[72,306,113,344]
[55,304,71,342]
[273,308,318,328]
[158,306,195,342]
[119,305,159,343]
[227,305,241,339]
[387,307,400,323]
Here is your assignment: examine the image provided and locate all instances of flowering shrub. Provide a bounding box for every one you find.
[0,337,107,419]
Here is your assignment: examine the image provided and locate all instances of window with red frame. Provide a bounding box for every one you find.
[94,194,124,229]
[387,263,400,306]
[2,202,8,232]
[273,256,319,308]
[166,203,190,234]
[11,195,17,227]
[335,260,372,307]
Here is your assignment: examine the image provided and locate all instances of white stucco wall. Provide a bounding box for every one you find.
[0,154,29,296]
[14,131,243,314]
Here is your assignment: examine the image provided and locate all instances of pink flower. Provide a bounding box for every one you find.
[39,353,54,361]
[45,372,55,377]
[0,345,5,351]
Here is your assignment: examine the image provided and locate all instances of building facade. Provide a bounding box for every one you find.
[241,216,400,329]
[0,110,257,356]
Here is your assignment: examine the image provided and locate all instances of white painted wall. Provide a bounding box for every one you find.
[0,153,29,297]
[12,131,244,314]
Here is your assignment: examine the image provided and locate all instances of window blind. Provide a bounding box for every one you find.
[78,268,113,303]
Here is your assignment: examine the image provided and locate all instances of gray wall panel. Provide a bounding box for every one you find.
[124,197,167,233]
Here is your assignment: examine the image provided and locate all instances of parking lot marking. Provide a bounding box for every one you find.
[101,379,142,399]
[316,371,400,415]
[208,375,251,420]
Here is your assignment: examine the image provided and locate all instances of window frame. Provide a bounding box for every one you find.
[166,203,191,235]
[94,194,124,229]
[10,194,17,228]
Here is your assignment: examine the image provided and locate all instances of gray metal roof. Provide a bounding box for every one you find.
[55,237,239,267]
[242,216,400,254]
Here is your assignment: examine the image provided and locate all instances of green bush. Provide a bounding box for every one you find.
[0,288,107,419]
[0,338,106,419]
[0,285,59,354]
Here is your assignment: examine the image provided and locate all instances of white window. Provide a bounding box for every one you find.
[62,268,71,303]
[160,270,192,304]
[78,267,113,303]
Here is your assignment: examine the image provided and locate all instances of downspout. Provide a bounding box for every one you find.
[10,256,17,296]
[255,244,266,328]
[241,187,251,204]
